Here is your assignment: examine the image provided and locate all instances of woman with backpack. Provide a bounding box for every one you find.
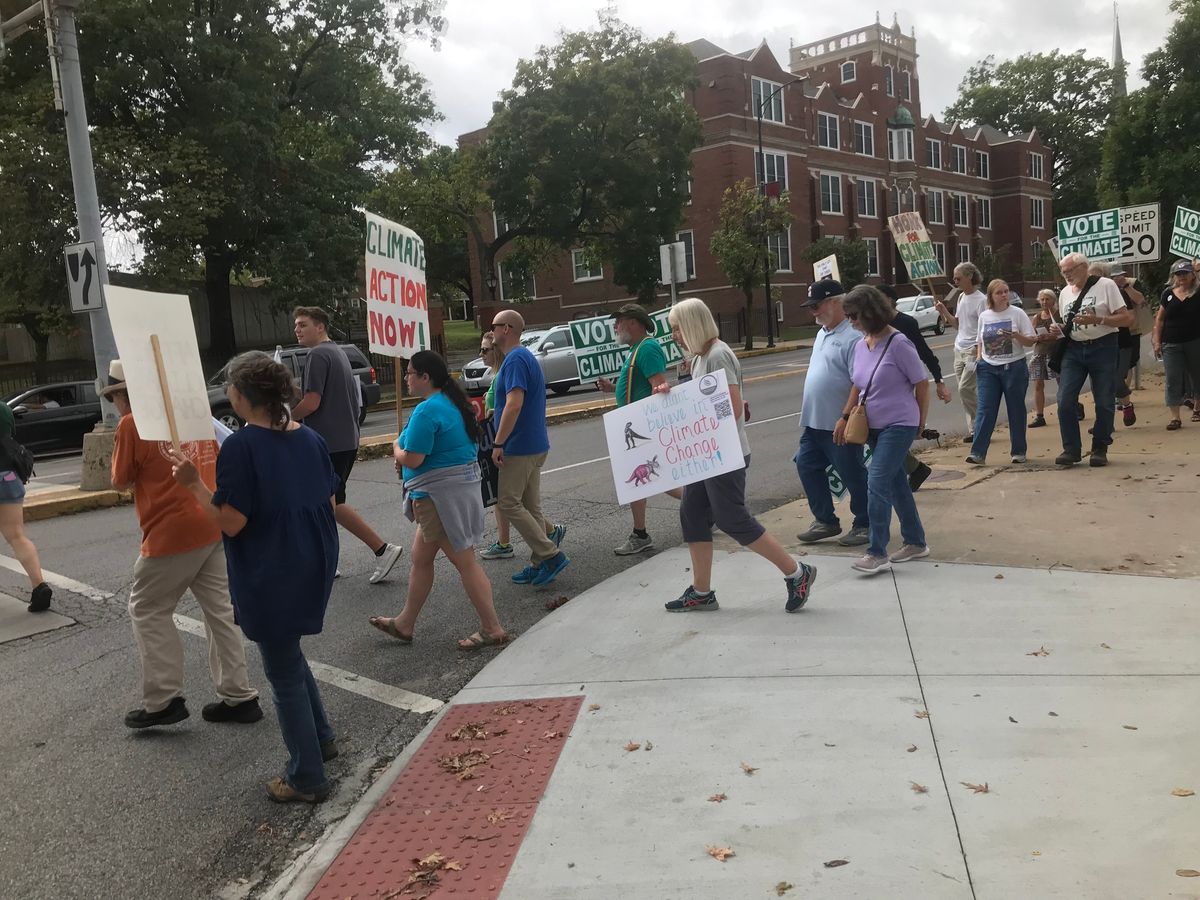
[0,402,52,612]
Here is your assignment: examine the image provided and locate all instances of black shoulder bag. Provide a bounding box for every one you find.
[1048,276,1100,375]
[1,433,36,484]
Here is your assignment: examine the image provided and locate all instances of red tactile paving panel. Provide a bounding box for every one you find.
[308,697,583,899]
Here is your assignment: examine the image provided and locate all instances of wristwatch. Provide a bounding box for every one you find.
[840,414,850,422]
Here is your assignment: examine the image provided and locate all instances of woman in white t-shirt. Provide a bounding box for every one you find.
[967,280,1050,464]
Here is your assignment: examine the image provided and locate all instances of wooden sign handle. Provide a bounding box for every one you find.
[924,278,940,303]
[150,334,182,451]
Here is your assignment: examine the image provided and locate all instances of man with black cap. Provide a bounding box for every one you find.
[794,280,870,546]
[598,303,681,555]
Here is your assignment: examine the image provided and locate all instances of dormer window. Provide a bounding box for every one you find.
[841,61,856,83]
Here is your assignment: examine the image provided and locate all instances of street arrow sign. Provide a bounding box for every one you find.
[64,241,103,312]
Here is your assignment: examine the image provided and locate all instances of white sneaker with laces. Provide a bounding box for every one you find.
[369,543,404,584]
[889,544,931,564]
[851,554,892,574]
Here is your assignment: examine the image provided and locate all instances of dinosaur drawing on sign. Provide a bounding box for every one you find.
[625,456,661,487]
[624,421,650,450]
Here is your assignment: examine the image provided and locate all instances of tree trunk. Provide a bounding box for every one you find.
[31,332,51,384]
[204,247,237,361]
[743,287,755,352]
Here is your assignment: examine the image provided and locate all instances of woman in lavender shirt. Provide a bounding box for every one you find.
[834,286,931,574]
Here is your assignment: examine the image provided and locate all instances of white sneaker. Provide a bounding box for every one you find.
[369,543,404,584]
[889,544,931,564]
[851,554,892,574]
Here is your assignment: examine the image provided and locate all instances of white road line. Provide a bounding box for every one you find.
[0,555,443,715]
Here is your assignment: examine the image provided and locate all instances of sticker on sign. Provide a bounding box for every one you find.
[1169,206,1200,260]
[1056,209,1121,260]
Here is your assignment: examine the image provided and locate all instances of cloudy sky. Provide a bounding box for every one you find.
[403,0,1174,146]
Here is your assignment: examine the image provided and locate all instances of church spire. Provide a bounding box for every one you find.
[1112,2,1128,98]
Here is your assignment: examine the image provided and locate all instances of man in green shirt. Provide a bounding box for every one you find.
[597,304,680,555]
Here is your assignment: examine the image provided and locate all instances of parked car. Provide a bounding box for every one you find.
[461,326,581,397]
[1008,291,1025,309]
[895,295,946,335]
[6,381,103,454]
[207,343,381,431]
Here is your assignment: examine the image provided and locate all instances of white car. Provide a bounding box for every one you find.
[895,295,946,335]
[460,326,582,397]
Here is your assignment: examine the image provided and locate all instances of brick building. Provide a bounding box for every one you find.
[466,17,1054,335]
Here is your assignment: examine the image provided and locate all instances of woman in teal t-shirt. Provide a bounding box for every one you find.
[369,351,512,651]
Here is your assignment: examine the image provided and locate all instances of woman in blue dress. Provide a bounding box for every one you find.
[172,351,339,804]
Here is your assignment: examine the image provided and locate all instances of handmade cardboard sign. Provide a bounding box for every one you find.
[364,210,430,357]
[603,368,744,505]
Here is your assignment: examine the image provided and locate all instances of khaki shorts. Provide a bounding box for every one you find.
[412,497,446,544]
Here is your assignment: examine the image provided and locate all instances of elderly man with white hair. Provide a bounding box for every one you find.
[1053,252,1134,468]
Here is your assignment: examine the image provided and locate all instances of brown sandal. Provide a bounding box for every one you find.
[1167,419,1183,431]
[368,616,413,644]
[457,631,515,651]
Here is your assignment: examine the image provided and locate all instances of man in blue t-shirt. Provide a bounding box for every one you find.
[490,309,570,586]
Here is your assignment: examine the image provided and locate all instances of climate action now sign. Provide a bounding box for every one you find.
[364,210,430,358]
[569,308,683,382]
[1169,206,1200,259]
[1056,208,1121,260]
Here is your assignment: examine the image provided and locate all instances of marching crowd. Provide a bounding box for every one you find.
[0,251,1195,805]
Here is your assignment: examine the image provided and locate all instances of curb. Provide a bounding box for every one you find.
[24,488,132,521]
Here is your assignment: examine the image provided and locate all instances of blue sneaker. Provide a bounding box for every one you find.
[664,586,719,612]
[530,552,570,586]
[549,523,566,548]
[511,564,539,584]
[784,562,817,613]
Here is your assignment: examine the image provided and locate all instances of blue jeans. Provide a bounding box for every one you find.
[972,359,1030,459]
[866,425,925,558]
[257,637,335,794]
[1057,334,1118,452]
[794,428,868,529]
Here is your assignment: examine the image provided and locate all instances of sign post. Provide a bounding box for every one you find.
[63,241,103,312]
[1055,208,1121,260]
[887,212,943,281]
[1168,205,1200,260]
[569,308,683,384]
[364,210,430,433]
[659,241,686,306]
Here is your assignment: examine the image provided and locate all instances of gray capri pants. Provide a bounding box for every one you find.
[679,456,766,546]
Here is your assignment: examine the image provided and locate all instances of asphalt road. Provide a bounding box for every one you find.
[2,338,992,899]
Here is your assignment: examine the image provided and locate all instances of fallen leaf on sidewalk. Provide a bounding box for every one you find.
[1123,725,1139,731]
[1009,716,1018,724]
[961,782,991,794]
[623,741,641,752]
[1100,643,1112,649]
[542,730,562,740]
[487,808,515,824]
[741,762,759,776]
[706,845,735,862]
[1026,646,1051,657]
[644,741,654,751]
[588,704,601,712]
[708,793,727,803]
[1177,870,1200,877]
[911,782,929,793]
[994,574,1004,580]
[907,744,918,752]
[1048,711,1059,717]
[1171,788,1195,797]
[823,859,850,868]
[774,882,795,896]
[914,710,930,719]
[447,722,490,742]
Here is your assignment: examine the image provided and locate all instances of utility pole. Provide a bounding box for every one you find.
[2,0,119,488]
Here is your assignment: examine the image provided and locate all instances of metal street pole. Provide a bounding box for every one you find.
[755,78,803,349]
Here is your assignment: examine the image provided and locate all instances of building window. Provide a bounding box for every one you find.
[571,249,603,283]
[1031,198,1045,229]
[977,197,992,230]
[1032,239,1044,259]
[951,145,967,174]
[755,150,788,190]
[767,229,792,272]
[958,243,971,263]
[884,64,894,96]
[952,194,969,227]
[1029,153,1045,180]
[820,173,843,214]
[673,230,696,279]
[841,61,856,83]
[926,138,942,169]
[927,190,945,225]
[901,70,912,101]
[933,242,946,273]
[888,128,914,161]
[498,263,534,302]
[891,185,915,213]
[817,112,840,150]
[684,177,693,205]
[856,179,877,218]
[854,121,874,156]
[864,237,880,276]
[492,209,513,238]
[752,77,784,123]
[975,150,990,179]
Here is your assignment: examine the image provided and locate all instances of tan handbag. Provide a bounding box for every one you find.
[843,333,898,445]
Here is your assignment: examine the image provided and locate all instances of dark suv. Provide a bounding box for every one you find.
[208,343,381,430]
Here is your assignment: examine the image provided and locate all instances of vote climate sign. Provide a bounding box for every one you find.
[569,308,683,383]
[1056,208,1121,260]
[1169,205,1200,260]
[364,210,430,358]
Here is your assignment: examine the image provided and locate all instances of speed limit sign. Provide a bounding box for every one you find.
[1118,203,1161,265]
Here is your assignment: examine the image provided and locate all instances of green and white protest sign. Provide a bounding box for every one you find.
[826,445,872,499]
[1169,205,1200,260]
[887,212,942,280]
[1056,208,1121,260]
[569,307,683,383]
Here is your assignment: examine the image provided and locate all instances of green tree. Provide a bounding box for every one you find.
[1100,0,1200,288]
[77,0,441,358]
[710,180,794,350]
[944,51,1117,218]
[482,13,701,304]
[800,237,869,290]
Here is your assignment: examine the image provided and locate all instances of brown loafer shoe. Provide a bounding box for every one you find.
[266,777,329,804]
